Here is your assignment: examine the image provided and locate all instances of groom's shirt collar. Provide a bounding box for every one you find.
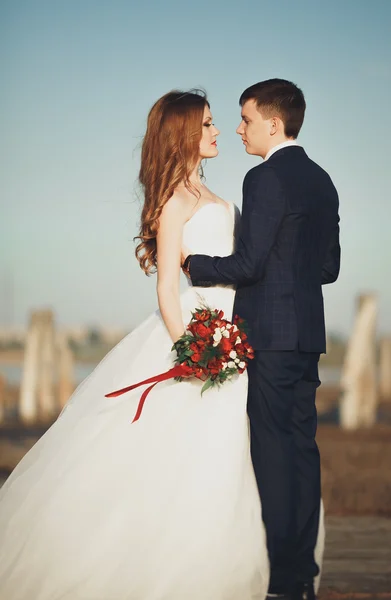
[264,139,299,161]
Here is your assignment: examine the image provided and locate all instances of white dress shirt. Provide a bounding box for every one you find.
[264,139,299,161]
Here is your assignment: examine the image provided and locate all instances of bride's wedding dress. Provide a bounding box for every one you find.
[0,202,323,600]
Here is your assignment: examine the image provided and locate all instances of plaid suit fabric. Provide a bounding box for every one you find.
[190,146,340,352]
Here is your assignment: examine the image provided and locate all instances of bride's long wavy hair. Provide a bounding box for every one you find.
[135,90,209,275]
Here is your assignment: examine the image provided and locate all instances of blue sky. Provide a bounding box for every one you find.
[1,0,390,335]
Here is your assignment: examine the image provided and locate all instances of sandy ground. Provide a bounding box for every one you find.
[1,406,390,596]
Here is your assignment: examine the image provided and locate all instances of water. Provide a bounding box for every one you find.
[0,362,342,386]
[320,366,341,385]
[0,363,95,386]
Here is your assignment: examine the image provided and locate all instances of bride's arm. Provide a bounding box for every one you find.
[156,196,188,343]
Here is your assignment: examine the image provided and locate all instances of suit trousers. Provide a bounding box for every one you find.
[246,349,321,593]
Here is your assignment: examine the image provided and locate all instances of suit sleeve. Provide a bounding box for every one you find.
[189,166,286,287]
[321,190,341,284]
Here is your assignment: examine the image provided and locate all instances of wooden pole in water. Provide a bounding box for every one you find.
[57,332,74,410]
[379,337,391,402]
[37,310,57,421]
[0,373,5,423]
[340,293,378,429]
[19,312,41,424]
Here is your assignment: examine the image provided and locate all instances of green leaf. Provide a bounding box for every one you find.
[201,378,215,395]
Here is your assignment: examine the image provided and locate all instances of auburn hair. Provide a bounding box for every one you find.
[135,90,209,274]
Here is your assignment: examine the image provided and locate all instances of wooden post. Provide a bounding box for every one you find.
[0,373,6,423]
[340,294,378,429]
[379,337,391,402]
[19,312,41,424]
[37,310,57,421]
[57,332,74,410]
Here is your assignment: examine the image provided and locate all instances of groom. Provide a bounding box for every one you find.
[182,79,340,599]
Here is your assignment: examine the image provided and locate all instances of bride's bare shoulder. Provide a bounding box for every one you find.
[160,191,193,224]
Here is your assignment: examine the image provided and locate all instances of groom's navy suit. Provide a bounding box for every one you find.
[189,146,340,592]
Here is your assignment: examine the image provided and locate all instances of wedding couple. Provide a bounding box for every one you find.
[0,79,340,600]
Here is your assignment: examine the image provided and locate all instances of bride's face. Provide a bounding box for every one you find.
[199,105,220,159]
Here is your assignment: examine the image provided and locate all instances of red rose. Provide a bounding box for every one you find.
[229,335,238,347]
[213,319,225,329]
[187,323,197,336]
[207,357,221,375]
[195,323,211,338]
[195,310,210,322]
[246,347,254,360]
[221,338,232,354]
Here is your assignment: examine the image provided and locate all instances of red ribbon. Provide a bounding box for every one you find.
[105,365,187,423]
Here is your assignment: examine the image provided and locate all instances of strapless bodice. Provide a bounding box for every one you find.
[181,202,236,320]
[183,202,235,257]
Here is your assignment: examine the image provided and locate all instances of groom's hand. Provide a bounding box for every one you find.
[181,246,192,277]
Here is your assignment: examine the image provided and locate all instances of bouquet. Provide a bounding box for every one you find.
[105,307,254,423]
[173,307,254,393]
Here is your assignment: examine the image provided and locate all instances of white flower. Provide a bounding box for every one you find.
[222,330,230,338]
[235,358,240,364]
[239,361,246,369]
[222,362,228,370]
[229,350,237,360]
[227,361,236,369]
[213,328,223,343]
[235,336,241,345]
[226,324,232,330]
[232,325,238,333]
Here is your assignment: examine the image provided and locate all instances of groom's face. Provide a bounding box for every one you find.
[236,100,271,159]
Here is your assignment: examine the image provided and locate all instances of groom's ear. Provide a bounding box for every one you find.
[269,116,284,137]
[269,116,279,136]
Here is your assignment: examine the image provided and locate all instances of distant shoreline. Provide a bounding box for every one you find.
[0,361,343,387]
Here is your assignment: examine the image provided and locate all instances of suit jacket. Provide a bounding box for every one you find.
[189,146,340,352]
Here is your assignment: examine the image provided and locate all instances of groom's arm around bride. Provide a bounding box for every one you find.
[184,81,340,355]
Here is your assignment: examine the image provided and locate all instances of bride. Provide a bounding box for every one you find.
[0,90,323,600]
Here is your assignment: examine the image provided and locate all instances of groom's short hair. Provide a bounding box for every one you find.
[240,79,306,138]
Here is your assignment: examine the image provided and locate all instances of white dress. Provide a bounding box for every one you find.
[0,202,323,600]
